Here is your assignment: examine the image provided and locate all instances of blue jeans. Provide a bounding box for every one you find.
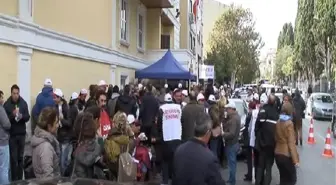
[61,142,73,175]
[0,145,10,184]
[225,143,239,185]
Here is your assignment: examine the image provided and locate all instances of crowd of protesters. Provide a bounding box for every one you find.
[0,78,304,185]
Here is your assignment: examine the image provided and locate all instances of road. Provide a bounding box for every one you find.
[222,118,336,185]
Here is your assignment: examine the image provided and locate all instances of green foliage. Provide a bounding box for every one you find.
[275,45,294,80]
[205,4,263,84]
[277,23,295,49]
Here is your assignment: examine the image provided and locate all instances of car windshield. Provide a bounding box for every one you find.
[232,100,245,116]
[314,95,333,103]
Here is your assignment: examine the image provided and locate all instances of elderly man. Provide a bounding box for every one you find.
[173,112,225,185]
[223,101,241,185]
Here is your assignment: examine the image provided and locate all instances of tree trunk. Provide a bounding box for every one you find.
[230,72,236,89]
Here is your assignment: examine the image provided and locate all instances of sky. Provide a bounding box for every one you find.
[215,0,298,57]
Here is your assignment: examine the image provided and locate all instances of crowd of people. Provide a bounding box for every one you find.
[0,79,306,185]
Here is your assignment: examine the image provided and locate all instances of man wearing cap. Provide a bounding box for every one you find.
[98,80,108,92]
[181,90,189,108]
[156,93,182,185]
[222,101,240,185]
[78,89,88,112]
[32,78,55,120]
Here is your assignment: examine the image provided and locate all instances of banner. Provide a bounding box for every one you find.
[199,65,215,79]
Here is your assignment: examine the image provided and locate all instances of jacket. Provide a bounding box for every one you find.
[139,92,159,127]
[56,103,72,143]
[31,126,60,178]
[32,87,55,118]
[181,101,205,141]
[255,104,279,150]
[293,90,306,121]
[74,139,102,178]
[0,105,11,146]
[4,96,30,136]
[78,99,86,112]
[68,104,79,135]
[114,94,137,117]
[173,138,226,185]
[222,111,240,146]
[275,114,299,164]
[107,93,119,118]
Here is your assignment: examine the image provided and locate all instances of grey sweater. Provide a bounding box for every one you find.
[0,105,11,146]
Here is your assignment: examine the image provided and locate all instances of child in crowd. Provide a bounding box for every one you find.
[133,132,152,181]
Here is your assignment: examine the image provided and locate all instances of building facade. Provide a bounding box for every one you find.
[202,0,226,57]
[259,48,276,80]
[0,0,196,112]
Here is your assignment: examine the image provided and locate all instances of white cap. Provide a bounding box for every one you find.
[164,93,173,102]
[127,115,135,124]
[225,101,236,109]
[164,84,168,88]
[197,93,205,101]
[80,89,88,95]
[178,83,182,88]
[98,80,107,86]
[220,85,224,90]
[138,132,148,141]
[44,78,52,86]
[54,88,63,97]
[173,88,178,92]
[208,94,216,102]
[182,90,188,96]
[70,92,79,100]
[253,93,259,100]
[138,83,143,89]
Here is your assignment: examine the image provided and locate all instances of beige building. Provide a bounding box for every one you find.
[0,0,198,117]
[202,0,226,57]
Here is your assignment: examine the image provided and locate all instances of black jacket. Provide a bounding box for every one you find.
[139,92,159,127]
[68,104,79,130]
[4,97,30,136]
[114,94,137,117]
[293,92,306,121]
[56,102,72,143]
[181,101,205,141]
[255,104,279,151]
[243,112,252,147]
[274,94,281,113]
[173,138,226,185]
[78,99,86,112]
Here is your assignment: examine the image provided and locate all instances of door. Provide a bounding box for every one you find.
[161,35,170,49]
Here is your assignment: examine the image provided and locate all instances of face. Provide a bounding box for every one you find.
[198,99,205,105]
[11,88,20,102]
[53,95,62,104]
[48,117,59,134]
[130,124,140,135]
[79,94,87,100]
[174,92,182,103]
[0,93,3,105]
[97,94,107,107]
[99,85,107,92]
[283,96,289,103]
[226,107,235,114]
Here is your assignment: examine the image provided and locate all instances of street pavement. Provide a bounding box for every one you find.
[222,117,336,185]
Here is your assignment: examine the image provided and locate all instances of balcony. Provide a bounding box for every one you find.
[146,49,195,72]
[140,0,173,8]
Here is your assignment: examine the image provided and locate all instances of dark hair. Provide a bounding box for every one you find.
[189,91,197,101]
[107,85,113,100]
[95,90,107,101]
[85,106,101,120]
[0,90,3,96]
[11,84,20,92]
[146,84,153,92]
[89,84,98,98]
[282,89,288,94]
[69,98,77,106]
[271,87,275,94]
[124,85,131,95]
[113,85,119,93]
[194,112,212,137]
[37,107,58,130]
[74,112,97,140]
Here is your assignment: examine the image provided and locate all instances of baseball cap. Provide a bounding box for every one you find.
[54,88,63,98]
[71,92,79,100]
[225,101,236,109]
[178,83,182,88]
[208,94,216,102]
[80,88,88,95]
[197,93,205,101]
[164,93,173,102]
[182,90,188,97]
[164,84,168,88]
[44,78,52,86]
[98,80,107,86]
[127,115,135,124]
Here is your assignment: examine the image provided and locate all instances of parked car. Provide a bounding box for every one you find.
[307,93,334,120]
[228,98,248,155]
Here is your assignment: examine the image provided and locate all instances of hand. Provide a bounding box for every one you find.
[295,163,299,168]
[151,138,156,143]
[13,109,18,116]
[17,113,22,120]
[59,114,64,120]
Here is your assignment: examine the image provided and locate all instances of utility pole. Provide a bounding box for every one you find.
[327,36,331,92]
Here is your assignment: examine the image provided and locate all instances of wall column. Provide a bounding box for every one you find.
[19,0,33,22]
[111,0,117,49]
[17,47,33,137]
[110,65,117,86]
[146,9,161,49]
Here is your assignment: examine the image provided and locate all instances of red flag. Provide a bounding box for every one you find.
[193,0,199,22]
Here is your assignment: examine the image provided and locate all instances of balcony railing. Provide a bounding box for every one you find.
[140,0,173,8]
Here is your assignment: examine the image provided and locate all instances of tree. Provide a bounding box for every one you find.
[294,0,318,82]
[205,4,263,85]
[275,45,294,80]
[277,23,295,49]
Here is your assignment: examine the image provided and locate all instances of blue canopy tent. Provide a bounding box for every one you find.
[135,50,195,80]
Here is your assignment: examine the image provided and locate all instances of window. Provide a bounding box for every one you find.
[120,75,128,89]
[137,13,144,50]
[189,0,193,13]
[120,0,128,42]
[161,35,170,49]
